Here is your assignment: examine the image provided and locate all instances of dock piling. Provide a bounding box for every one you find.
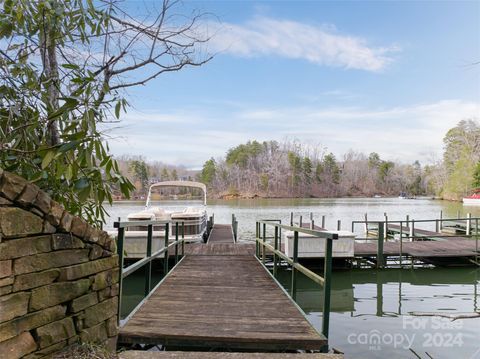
[364,213,368,234]
[145,224,153,296]
[182,222,185,255]
[322,236,333,339]
[377,222,385,268]
[384,213,388,240]
[476,218,479,264]
[273,226,279,277]
[262,223,266,265]
[164,223,169,275]
[291,230,299,300]
[116,226,125,325]
[399,221,403,267]
[175,222,179,264]
[467,213,472,236]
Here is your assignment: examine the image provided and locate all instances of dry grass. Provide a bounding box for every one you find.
[53,343,118,359]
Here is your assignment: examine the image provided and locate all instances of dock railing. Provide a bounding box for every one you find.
[113,219,186,325]
[255,220,338,340]
[352,216,480,268]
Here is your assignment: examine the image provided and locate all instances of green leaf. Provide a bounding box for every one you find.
[59,141,79,153]
[78,184,91,202]
[61,63,79,70]
[74,177,89,190]
[65,165,73,181]
[41,151,56,169]
[115,101,121,119]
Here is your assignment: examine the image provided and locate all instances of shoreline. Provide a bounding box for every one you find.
[112,195,445,203]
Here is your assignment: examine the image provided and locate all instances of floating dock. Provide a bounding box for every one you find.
[356,222,480,266]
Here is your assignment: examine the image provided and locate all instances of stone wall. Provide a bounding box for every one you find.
[0,169,119,358]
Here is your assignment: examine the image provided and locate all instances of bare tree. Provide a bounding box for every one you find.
[0,0,213,223]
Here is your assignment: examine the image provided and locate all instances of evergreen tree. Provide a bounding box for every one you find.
[199,158,216,185]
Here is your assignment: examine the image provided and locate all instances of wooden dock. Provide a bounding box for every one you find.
[119,224,327,352]
[120,352,342,359]
[207,223,235,243]
[354,239,479,258]
[355,223,479,266]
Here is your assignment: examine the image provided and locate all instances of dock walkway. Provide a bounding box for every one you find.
[119,224,327,351]
[207,223,235,243]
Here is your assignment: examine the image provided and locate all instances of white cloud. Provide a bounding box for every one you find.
[207,16,399,71]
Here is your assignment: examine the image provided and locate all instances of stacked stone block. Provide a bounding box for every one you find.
[0,169,119,358]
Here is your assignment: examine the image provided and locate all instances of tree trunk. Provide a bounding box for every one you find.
[40,12,61,146]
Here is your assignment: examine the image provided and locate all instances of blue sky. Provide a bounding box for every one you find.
[109,0,480,168]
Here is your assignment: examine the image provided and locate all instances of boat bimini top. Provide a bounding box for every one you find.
[145,180,207,208]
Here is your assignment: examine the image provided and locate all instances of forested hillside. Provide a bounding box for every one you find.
[197,140,427,198]
[436,120,480,200]
[196,120,480,199]
[117,120,479,200]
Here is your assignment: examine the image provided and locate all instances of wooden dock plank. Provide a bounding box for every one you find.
[184,243,255,256]
[208,224,235,244]
[120,351,343,359]
[354,239,479,258]
[119,255,326,350]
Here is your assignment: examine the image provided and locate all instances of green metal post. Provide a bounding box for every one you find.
[164,223,169,276]
[262,223,266,265]
[255,222,259,258]
[290,212,294,226]
[181,222,185,256]
[377,222,385,268]
[279,223,282,256]
[235,220,238,242]
[116,226,125,325]
[291,231,298,300]
[399,221,403,268]
[175,222,179,264]
[476,219,479,264]
[145,224,153,296]
[322,236,333,339]
[273,226,279,277]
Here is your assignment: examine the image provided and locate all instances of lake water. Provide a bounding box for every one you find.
[109,198,480,358]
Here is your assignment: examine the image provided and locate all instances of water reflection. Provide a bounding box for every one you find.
[276,267,480,358]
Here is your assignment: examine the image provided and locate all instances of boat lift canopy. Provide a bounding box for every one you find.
[145,181,207,207]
